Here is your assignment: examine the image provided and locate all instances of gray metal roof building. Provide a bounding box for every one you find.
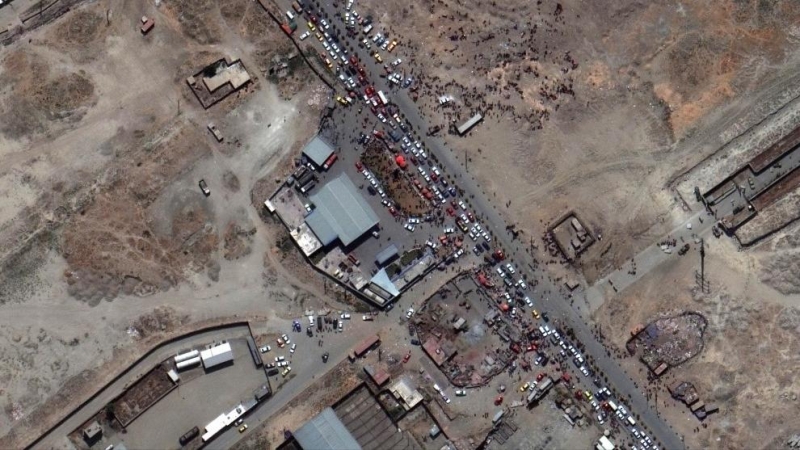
[457,112,484,135]
[303,136,335,167]
[374,244,399,266]
[306,173,379,247]
[294,408,362,450]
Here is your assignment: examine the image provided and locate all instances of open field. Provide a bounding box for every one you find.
[0,0,339,445]
[593,231,800,450]
[359,0,800,283]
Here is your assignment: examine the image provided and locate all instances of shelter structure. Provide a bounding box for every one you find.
[305,173,379,248]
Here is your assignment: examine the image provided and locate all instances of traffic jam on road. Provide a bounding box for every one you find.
[280,1,662,449]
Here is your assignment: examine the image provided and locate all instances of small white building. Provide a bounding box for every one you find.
[200,342,233,370]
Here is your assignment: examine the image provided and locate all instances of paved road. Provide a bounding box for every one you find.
[306,4,686,449]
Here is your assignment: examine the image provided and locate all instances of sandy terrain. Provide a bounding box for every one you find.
[593,231,800,450]
[0,0,340,445]
[360,0,800,283]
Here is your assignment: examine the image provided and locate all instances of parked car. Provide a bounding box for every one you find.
[199,179,210,196]
[259,345,271,353]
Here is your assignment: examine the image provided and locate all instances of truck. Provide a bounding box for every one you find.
[179,426,200,446]
[377,90,389,105]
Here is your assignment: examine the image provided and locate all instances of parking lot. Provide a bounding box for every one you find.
[266,1,682,449]
[122,338,267,449]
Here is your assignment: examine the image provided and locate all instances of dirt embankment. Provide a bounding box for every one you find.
[0,49,96,140]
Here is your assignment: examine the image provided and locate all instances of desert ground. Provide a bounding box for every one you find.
[359,0,800,281]
[0,0,345,446]
[593,225,800,450]
[1,0,800,448]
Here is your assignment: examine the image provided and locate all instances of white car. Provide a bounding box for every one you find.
[282,334,290,344]
[259,345,271,353]
[406,307,415,318]
[444,227,454,234]
[433,383,441,393]
[290,343,297,354]
[392,58,403,67]
[340,313,351,320]
[404,223,415,232]
[275,355,285,362]
[277,360,289,367]
[505,263,516,274]
[308,315,315,325]
[524,296,533,307]
[455,389,466,396]
[579,366,590,377]
[496,267,506,278]
[299,31,310,40]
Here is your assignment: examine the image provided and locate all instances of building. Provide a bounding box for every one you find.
[457,112,483,135]
[200,342,233,370]
[293,408,362,450]
[390,378,423,410]
[305,173,379,248]
[374,244,399,266]
[302,136,336,169]
[597,435,615,450]
[82,421,102,443]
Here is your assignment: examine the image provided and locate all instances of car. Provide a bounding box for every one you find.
[238,424,248,433]
[506,263,516,274]
[519,382,530,392]
[403,352,411,363]
[299,31,310,40]
[374,52,383,62]
[458,200,466,210]
[338,320,344,331]
[406,307,415,318]
[320,18,329,29]
[597,414,605,424]
[442,395,451,404]
[282,334,290,344]
[290,343,297,353]
[281,366,292,377]
[259,345,271,353]
[276,338,285,348]
[433,383,441,393]
[410,338,420,345]
[591,400,599,410]
[198,179,211,196]
[517,279,527,289]
[404,223,415,232]
[235,418,244,426]
[265,362,276,369]
[536,372,547,382]
[584,390,593,401]
[496,267,506,278]
[275,355,285,362]
[580,366,590,377]
[277,360,288,367]
[341,312,351,320]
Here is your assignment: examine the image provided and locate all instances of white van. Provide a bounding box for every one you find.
[286,10,294,20]
[627,416,636,426]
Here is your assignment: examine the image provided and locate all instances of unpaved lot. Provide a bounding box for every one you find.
[0,0,336,445]
[359,0,800,283]
[593,231,800,450]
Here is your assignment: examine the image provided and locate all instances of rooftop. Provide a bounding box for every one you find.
[294,407,362,450]
[303,136,336,167]
[306,173,379,247]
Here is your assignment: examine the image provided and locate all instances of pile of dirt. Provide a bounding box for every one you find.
[163,0,222,45]
[129,306,190,339]
[0,50,95,139]
[52,8,105,46]
[61,124,218,300]
[223,220,256,261]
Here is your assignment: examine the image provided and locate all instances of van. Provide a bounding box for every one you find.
[607,400,618,411]
[627,416,636,426]
[286,10,294,20]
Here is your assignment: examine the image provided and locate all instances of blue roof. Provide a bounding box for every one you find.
[294,408,362,450]
[370,269,400,298]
